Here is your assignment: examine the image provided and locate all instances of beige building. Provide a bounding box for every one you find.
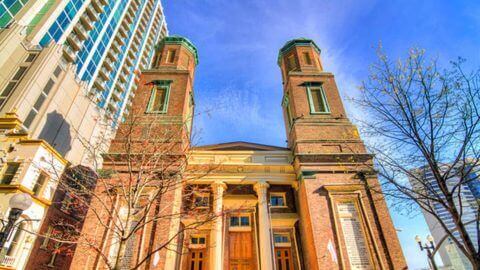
[0,0,168,166]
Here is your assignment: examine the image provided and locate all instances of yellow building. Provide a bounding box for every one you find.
[0,112,67,269]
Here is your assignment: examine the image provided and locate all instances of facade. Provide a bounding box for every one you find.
[410,164,480,270]
[70,36,407,270]
[0,112,67,269]
[0,0,168,165]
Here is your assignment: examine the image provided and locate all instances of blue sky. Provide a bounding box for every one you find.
[163,0,480,269]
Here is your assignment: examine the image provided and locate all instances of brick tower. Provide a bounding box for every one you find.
[70,36,198,270]
[278,39,407,270]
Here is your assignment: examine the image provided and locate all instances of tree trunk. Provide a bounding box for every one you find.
[113,239,127,270]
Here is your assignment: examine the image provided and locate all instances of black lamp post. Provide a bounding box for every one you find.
[415,235,438,270]
[0,193,32,249]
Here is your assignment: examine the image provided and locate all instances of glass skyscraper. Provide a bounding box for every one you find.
[0,0,168,164]
[410,162,480,270]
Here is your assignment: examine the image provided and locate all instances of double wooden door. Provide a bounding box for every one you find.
[229,232,254,270]
[187,249,207,270]
[275,247,294,270]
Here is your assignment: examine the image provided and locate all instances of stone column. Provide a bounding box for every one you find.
[254,181,273,270]
[212,182,227,270]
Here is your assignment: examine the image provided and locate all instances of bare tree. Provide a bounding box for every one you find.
[39,107,226,270]
[352,48,480,267]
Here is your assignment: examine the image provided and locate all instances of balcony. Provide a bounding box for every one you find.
[103,59,114,71]
[124,13,133,24]
[118,26,128,39]
[107,50,117,62]
[92,1,104,13]
[86,6,99,21]
[125,57,133,67]
[67,34,82,50]
[107,102,118,114]
[111,41,121,53]
[128,7,136,17]
[118,72,127,83]
[63,45,77,62]
[131,0,139,9]
[111,89,122,102]
[94,79,108,91]
[74,24,88,40]
[80,14,94,30]
[114,34,125,46]
[0,255,15,267]
[98,66,109,80]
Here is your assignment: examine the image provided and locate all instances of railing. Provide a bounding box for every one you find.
[0,255,15,267]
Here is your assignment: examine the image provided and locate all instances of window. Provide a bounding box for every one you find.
[230,215,250,227]
[303,52,312,65]
[146,83,170,113]
[6,222,25,256]
[270,193,286,207]
[32,172,48,196]
[274,233,291,245]
[1,163,19,184]
[282,95,293,127]
[25,53,38,63]
[166,49,176,63]
[193,193,209,208]
[286,55,296,71]
[23,79,55,128]
[0,66,29,108]
[307,85,330,114]
[191,236,206,245]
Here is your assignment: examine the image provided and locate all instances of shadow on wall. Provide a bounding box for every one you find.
[38,110,72,157]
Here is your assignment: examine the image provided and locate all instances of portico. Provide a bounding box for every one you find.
[180,141,301,270]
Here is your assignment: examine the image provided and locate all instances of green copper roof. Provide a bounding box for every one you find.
[157,35,199,65]
[277,38,321,66]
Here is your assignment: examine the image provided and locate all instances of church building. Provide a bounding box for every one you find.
[70,36,407,270]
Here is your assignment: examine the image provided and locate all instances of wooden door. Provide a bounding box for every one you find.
[187,249,207,270]
[229,232,253,270]
[275,247,294,270]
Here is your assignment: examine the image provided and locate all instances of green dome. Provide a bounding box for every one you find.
[157,35,199,65]
[277,38,321,66]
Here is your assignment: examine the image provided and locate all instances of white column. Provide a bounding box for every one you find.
[212,182,227,270]
[254,181,274,270]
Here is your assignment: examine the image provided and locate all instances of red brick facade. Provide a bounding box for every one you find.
[278,39,407,269]
[26,37,407,270]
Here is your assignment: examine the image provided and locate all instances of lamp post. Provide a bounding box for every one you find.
[0,193,32,249]
[415,235,438,270]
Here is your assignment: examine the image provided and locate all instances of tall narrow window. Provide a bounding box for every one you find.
[147,82,171,113]
[307,85,330,114]
[286,55,296,71]
[32,172,48,196]
[166,49,176,63]
[0,66,28,108]
[303,52,312,65]
[282,95,293,128]
[1,163,19,184]
[24,78,55,128]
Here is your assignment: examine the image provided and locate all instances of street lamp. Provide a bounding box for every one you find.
[415,235,438,270]
[0,193,32,249]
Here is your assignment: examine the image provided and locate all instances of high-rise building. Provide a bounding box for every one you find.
[68,36,407,270]
[410,163,480,270]
[0,0,168,165]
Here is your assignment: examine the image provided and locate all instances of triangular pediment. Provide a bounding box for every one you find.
[193,141,289,151]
